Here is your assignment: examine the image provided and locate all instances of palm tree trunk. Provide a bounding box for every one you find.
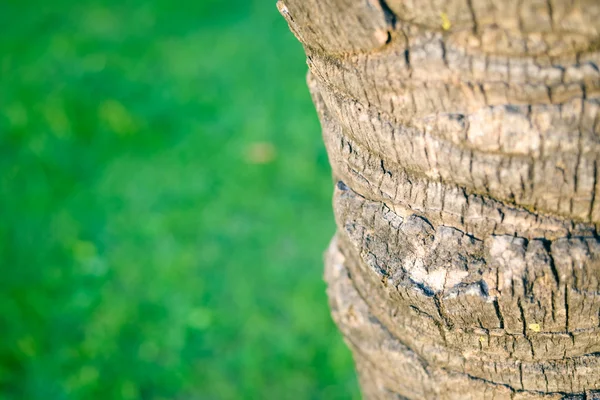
[279,0,600,398]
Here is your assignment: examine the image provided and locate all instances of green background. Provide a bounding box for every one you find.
[0,0,359,398]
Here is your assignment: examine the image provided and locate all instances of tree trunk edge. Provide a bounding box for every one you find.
[280,0,600,398]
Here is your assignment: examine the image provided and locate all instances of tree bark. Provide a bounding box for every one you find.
[279,0,600,398]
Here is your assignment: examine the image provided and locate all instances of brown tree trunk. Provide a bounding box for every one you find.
[279,0,600,398]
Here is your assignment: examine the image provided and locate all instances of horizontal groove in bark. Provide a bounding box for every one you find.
[330,186,600,392]
[313,76,600,223]
[327,235,600,396]
[315,99,598,239]
[307,34,600,89]
[326,238,600,398]
[312,69,599,159]
[333,182,600,331]
[308,53,600,153]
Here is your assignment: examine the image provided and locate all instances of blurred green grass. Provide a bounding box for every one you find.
[0,0,359,398]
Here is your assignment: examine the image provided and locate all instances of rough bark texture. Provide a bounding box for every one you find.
[279,0,600,398]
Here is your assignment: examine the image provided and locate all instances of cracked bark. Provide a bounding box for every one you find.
[279,0,600,398]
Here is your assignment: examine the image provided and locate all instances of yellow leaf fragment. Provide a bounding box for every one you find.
[440,12,451,31]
